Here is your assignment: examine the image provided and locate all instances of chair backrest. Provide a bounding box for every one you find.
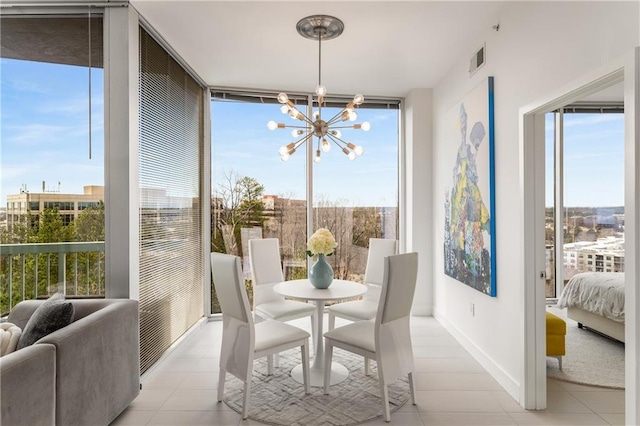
[375,252,418,382]
[377,252,418,325]
[211,252,255,382]
[248,238,285,306]
[363,239,398,302]
[211,252,252,325]
[364,239,398,285]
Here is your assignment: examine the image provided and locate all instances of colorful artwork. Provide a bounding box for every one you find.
[443,77,496,296]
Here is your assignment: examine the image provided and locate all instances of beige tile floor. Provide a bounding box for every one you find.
[111,316,625,426]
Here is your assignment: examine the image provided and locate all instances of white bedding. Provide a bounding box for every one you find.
[557,272,625,323]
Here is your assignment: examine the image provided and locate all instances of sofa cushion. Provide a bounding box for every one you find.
[0,323,22,356]
[16,293,75,350]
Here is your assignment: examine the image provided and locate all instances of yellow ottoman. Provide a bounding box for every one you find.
[546,311,566,370]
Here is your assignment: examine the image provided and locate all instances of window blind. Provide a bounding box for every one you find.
[139,28,204,373]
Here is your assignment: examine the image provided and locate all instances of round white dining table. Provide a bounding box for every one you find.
[273,279,367,387]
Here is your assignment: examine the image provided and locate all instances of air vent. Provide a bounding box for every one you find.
[469,44,486,76]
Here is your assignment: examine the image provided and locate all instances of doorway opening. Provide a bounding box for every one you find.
[520,49,639,424]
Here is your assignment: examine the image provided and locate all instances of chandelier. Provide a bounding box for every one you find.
[267,15,370,163]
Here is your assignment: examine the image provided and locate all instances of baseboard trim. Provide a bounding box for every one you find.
[433,307,521,404]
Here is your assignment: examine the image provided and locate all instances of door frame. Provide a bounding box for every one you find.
[519,47,639,425]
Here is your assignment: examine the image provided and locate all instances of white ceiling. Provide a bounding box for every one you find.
[131,1,505,97]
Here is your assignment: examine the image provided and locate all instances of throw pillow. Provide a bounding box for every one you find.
[0,323,22,356]
[16,293,74,350]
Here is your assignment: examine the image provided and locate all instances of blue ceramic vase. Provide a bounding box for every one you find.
[309,254,334,289]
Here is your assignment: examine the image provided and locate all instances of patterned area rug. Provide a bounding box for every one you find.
[547,307,624,389]
[223,348,410,426]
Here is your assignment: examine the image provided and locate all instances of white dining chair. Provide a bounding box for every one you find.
[327,238,397,374]
[211,252,311,420]
[323,252,418,422]
[248,238,316,338]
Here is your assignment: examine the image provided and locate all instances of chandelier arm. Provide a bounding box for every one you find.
[281,125,309,129]
[290,106,315,126]
[294,132,315,148]
[326,133,348,149]
[325,108,348,126]
[330,124,362,129]
[327,132,359,150]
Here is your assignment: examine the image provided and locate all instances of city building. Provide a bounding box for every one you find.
[564,236,625,274]
[5,185,104,229]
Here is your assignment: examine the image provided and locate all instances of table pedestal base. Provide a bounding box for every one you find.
[290,362,349,387]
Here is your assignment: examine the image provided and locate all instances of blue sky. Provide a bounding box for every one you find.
[1,58,104,205]
[211,101,399,207]
[0,57,625,209]
[545,113,624,207]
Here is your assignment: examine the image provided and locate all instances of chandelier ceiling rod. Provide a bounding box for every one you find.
[268,15,370,163]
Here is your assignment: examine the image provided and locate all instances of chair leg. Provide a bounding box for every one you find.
[242,378,252,420]
[408,372,417,405]
[274,353,280,368]
[328,313,335,331]
[364,357,371,376]
[323,343,333,395]
[301,340,310,394]
[379,368,390,422]
[557,356,563,371]
[217,368,226,402]
[267,354,274,375]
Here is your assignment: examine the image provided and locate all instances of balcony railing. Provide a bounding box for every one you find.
[0,242,105,315]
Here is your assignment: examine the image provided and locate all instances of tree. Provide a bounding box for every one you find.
[212,171,265,257]
[37,207,72,243]
[73,201,105,242]
[314,197,366,281]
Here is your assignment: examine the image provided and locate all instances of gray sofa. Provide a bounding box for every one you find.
[0,298,140,426]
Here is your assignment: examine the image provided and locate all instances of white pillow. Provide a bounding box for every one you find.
[0,323,22,357]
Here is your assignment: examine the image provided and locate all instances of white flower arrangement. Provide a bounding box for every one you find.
[306,228,337,257]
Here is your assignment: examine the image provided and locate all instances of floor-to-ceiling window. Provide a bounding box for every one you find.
[210,91,400,314]
[545,105,624,300]
[0,13,105,315]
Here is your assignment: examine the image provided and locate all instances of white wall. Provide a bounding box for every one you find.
[405,89,433,315]
[427,1,639,401]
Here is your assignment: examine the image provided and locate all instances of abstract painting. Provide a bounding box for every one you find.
[443,77,496,296]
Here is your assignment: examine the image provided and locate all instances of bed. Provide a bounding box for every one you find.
[557,272,625,342]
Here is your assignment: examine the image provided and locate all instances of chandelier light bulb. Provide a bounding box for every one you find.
[280,104,290,114]
[348,110,357,121]
[291,129,304,138]
[314,149,322,163]
[355,145,364,156]
[331,130,342,138]
[267,120,278,131]
[277,93,289,104]
[316,85,327,97]
[281,152,291,162]
[361,121,371,131]
[313,110,320,120]
[321,138,331,152]
[348,151,356,160]
[353,94,364,105]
